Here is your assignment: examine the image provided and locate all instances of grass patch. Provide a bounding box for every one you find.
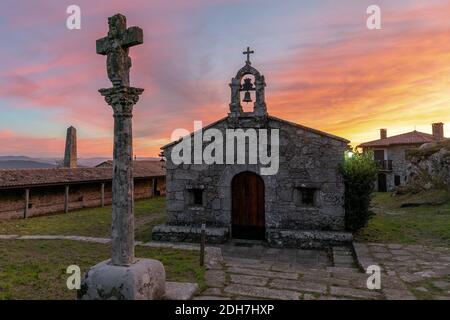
[0,239,204,300]
[356,191,450,247]
[0,197,166,242]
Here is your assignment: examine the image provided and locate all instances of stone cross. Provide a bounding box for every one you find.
[97,13,144,267]
[96,14,143,87]
[243,46,254,65]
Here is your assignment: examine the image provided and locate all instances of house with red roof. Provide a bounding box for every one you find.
[358,123,446,192]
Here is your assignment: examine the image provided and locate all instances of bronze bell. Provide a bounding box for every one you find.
[243,91,252,103]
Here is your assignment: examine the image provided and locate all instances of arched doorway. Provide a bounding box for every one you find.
[231,171,265,240]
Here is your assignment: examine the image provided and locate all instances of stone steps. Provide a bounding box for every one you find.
[332,246,357,269]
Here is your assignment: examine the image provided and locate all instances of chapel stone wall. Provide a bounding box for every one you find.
[163,117,347,233]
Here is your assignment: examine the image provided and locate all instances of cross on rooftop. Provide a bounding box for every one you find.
[243,46,254,65]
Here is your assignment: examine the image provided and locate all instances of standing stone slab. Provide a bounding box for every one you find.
[63,126,77,168]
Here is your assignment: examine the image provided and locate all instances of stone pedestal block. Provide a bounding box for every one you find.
[78,258,166,300]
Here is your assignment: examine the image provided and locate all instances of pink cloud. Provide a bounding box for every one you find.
[1,0,450,157]
[0,129,113,158]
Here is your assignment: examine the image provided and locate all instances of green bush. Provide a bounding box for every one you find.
[339,150,378,232]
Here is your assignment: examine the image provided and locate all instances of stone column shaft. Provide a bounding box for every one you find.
[229,78,242,115]
[100,86,143,266]
[111,110,134,265]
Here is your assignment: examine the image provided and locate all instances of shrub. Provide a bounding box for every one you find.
[339,150,378,232]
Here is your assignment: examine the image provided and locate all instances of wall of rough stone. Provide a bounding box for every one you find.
[162,116,348,236]
[386,145,417,191]
[405,142,450,191]
[0,177,164,220]
[369,144,422,192]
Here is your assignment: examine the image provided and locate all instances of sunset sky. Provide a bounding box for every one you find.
[0,0,449,158]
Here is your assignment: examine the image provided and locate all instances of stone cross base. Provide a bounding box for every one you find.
[78,258,166,300]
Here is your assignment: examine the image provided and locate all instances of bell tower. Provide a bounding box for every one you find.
[229,47,267,118]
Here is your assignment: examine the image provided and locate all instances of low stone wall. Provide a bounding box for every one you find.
[0,178,163,220]
[267,229,353,249]
[152,224,229,244]
[152,224,353,249]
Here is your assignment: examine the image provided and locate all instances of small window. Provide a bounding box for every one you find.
[28,203,33,209]
[78,196,84,202]
[295,187,316,206]
[394,175,401,186]
[190,189,203,206]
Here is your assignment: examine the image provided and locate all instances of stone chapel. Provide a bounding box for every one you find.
[153,49,352,248]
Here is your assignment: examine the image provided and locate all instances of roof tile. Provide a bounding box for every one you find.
[358,131,443,148]
[0,160,165,189]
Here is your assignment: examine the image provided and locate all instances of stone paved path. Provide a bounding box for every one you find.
[196,241,450,300]
[196,241,379,300]
[1,235,448,299]
[354,242,450,300]
[220,242,332,267]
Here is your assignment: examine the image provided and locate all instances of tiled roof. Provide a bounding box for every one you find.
[0,160,165,189]
[161,115,349,149]
[358,131,441,148]
[268,116,350,143]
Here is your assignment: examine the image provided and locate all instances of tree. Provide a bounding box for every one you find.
[340,150,378,232]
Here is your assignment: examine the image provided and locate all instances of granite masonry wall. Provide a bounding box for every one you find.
[153,115,350,247]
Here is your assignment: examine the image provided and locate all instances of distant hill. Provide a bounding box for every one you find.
[0,160,56,169]
[0,156,34,161]
[0,156,161,169]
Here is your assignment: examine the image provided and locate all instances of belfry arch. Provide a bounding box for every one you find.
[229,47,267,117]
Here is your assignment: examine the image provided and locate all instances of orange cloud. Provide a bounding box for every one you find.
[265,2,450,146]
[0,129,113,158]
[2,1,450,158]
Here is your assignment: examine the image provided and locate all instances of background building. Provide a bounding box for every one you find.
[358,123,446,192]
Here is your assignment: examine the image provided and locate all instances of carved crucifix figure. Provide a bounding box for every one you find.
[96,14,143,87]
